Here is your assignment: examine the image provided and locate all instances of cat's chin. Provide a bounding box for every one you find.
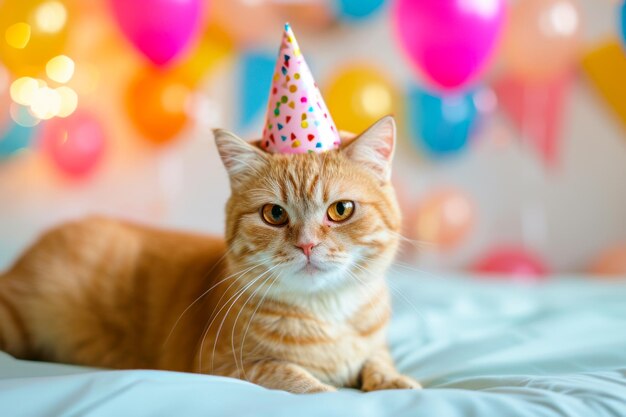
[271,261,354,294]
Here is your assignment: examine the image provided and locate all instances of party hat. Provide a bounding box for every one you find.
[261,23,340,154]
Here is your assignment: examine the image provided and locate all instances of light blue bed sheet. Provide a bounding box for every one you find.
[1,273,625,417]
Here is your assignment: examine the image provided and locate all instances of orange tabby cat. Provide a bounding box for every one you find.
[0,116,420,393]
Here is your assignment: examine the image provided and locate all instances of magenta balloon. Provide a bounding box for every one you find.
[109,0,204,67]
[394,0,506,91]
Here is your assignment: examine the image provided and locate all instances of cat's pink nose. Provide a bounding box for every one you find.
[296,242,317,258]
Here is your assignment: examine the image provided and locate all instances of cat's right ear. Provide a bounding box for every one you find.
[213,129,268,187]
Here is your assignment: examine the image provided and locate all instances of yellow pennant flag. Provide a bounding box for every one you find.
[582,40,626,129]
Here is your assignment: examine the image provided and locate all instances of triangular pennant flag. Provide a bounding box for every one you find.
[582,40,626,130]
[494,73,572,168]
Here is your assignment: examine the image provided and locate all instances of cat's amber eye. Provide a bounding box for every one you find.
[327,201,355,223]
[261,204,289,226]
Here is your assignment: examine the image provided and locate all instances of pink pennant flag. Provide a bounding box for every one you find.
[494,74,573,168]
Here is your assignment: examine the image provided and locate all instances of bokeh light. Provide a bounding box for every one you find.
[32,1,67,34]
[10,77,39,106]
[46,55,75,83]
[5,22,31,49]
[30,86,61,119]
[540,1,579,37]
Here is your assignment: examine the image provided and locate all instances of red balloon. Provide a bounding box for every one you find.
[40,111,106,178]
[474,247,549,280]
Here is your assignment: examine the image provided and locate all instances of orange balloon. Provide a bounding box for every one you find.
[502,0,582,80]
[414,188,475,250]
[590,244,626,276]
[125,68,192,144]
[211,0,279,46]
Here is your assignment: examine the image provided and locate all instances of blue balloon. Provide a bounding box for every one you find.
[620,2,626,46]
[336,0,386,20]
[238,50,276,132]
[407,87,478,157]
[0,121,36,159]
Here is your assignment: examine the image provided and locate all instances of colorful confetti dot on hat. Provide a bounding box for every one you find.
[261,23,340,154]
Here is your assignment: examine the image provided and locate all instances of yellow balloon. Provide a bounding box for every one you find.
[582,40,626,129]
[324,65,398,134]
[0,0,70,76]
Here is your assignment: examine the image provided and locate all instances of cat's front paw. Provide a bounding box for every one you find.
[362,372,421,392]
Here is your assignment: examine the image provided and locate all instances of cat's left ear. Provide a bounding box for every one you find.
[343,116,396,182]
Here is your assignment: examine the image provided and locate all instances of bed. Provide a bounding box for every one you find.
[1,272,625,417]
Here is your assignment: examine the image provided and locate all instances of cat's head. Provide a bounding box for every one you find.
[214,116,400,295]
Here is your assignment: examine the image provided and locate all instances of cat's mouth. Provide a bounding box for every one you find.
[297,258,329,276]
[302,263,322,275]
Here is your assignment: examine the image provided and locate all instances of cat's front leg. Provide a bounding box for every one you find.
[240,359,336,394]
[360,349,421,392]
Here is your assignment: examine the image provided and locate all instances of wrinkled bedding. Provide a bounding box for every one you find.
[1,273,625,417]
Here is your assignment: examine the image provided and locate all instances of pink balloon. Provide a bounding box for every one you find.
[393,0,506,91]
[474,247,549,280]
[40,111,106,178]
[109,0,204,67]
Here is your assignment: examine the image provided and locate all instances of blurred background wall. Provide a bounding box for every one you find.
[0,0,625,277]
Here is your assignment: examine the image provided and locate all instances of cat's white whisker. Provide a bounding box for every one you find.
[196,260,274,373]
[344,268,388,326]
[207,264,279,374]
[389,230,435,249]
[239,271,281,381]
[354,256,428,323]
[163,249,258,348]
[229,264,281,377]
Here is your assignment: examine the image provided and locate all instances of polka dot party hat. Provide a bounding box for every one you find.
[261,23,340,154]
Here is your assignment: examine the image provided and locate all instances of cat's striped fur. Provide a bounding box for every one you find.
[0,116,420,393]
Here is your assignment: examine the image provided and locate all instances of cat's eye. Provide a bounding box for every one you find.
[327,201,355,223]
[261,204,289,226]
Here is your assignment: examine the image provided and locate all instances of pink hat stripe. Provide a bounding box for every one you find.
[261,23,340,154]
